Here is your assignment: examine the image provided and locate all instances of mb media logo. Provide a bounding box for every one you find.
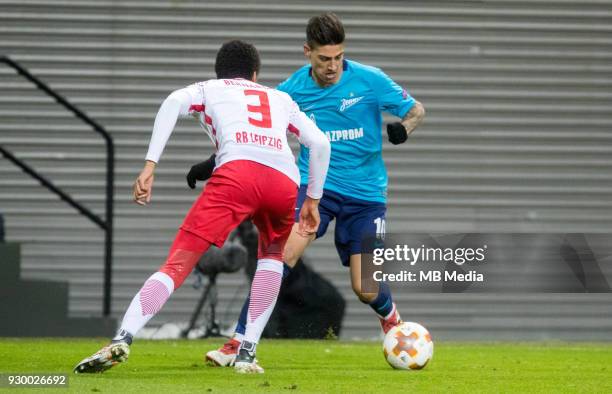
[339,96,364,112]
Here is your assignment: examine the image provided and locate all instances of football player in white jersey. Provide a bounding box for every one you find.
[74,40,330,375]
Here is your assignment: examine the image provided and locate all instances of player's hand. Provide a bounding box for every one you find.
[387,122,408,145]
[186,154,216,189]
[133,161,156,205]
[298,197,321,237]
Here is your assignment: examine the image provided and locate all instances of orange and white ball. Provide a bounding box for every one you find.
[382,322,433,370]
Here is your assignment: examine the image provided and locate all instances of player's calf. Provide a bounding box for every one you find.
[352,288,377,303]
[352,279,403,333]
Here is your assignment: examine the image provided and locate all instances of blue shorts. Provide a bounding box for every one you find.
[295,185,386,267]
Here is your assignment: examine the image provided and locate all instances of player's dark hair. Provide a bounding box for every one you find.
[306,12,345,48]
[215,40,261,80]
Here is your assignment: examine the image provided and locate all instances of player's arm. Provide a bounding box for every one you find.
[134,89,193,205]
[369,67,426,144]
[288,105,331,235]
[387,100,425,145]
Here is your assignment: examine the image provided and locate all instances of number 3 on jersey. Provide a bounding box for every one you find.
[244,90,272,128]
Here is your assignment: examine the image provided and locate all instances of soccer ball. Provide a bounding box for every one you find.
[382,322,433,370]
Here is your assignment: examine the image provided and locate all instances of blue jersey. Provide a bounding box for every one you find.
[277,59,415,203]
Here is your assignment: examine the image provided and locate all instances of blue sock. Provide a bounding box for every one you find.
[235,263,292,336]
[369,282,393,318]
[235,295,249,336]
[283,264,291,278]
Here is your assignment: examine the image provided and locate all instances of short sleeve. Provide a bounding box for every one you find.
[370,68,415,118]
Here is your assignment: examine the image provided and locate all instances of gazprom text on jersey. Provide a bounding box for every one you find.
[324,127,364,142]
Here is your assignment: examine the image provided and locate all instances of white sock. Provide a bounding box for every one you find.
[114,271,175,338]
[243,259,283,345]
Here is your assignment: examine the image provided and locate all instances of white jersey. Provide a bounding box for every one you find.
[145,79,330,199]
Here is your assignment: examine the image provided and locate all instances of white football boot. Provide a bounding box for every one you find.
[205,338,241,367]
[73,341,130,373]
[234,341,264,374]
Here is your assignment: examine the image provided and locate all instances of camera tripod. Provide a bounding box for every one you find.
[181,272,222,338]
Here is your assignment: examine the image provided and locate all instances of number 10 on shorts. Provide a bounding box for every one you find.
[374,217,386,237]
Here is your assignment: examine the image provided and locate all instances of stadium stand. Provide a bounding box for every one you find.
[0,0,611,339]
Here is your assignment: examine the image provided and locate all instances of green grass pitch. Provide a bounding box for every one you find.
[1,338,611,393]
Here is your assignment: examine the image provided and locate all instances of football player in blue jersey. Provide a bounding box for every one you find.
[190,12,425,367]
